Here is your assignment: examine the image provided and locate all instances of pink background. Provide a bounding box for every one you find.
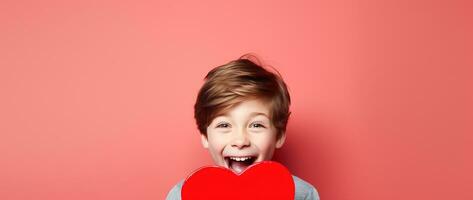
[1,0,472,199]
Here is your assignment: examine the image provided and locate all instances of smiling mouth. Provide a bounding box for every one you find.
[224,156,257,173]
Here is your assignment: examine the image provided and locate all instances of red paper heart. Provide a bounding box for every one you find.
[182,161,294,200]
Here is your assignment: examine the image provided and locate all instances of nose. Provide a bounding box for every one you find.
[230,128,250,149]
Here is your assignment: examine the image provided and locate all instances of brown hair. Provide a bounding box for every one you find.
[194,54,291,138]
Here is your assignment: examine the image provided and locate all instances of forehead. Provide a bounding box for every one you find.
[214,99,271,120]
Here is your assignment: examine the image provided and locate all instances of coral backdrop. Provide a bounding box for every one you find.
[1,0,472,199]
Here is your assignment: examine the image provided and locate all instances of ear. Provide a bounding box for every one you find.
[275,131,286,148]
[200,134,209,149]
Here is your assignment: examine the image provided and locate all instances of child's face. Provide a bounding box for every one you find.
[200,99,286,173]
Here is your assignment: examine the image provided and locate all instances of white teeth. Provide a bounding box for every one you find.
[228,156,252,161]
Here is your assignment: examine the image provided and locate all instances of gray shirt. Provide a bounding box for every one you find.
[166,175,320,200]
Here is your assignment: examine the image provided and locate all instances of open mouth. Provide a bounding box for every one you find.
[224,156,257,174]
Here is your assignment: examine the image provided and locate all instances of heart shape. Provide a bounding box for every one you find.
[182,161,294,200]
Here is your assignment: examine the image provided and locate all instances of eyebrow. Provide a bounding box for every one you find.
[212,112,270,126]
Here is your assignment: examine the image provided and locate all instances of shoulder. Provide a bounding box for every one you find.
[165,180,184,200]
[292,175,320,200]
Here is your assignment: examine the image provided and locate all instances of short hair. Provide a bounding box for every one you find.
[194,54,291,138]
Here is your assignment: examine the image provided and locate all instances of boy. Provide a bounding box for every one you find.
[166,55,320,200]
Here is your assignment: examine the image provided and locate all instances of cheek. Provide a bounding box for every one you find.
[251,134,277,153]
[207,134,228,152]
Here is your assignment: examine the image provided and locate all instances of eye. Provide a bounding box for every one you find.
[250,122,266,128]
[216,122,231,128]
